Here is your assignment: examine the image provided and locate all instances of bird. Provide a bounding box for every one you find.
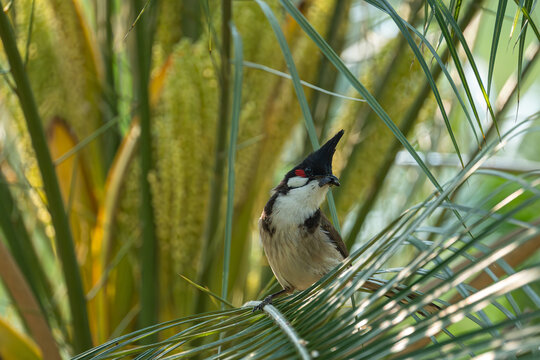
[255,129,347,311]
[254,130,441,314]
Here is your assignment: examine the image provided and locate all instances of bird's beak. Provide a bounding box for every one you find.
[319,175,340,187]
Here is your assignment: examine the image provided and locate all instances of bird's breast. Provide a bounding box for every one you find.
[259,215,342,291]
[270,190,322,227]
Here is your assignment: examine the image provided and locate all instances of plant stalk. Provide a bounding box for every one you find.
[0,171,66,339]
[132,0,158,337]
[0,239,62,360]
[0,2,92,352]
[222,23,243,307]
[308,0,349,142]
[99,0,120,169]
[197,0,232,312]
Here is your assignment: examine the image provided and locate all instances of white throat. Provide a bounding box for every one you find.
[272,180,328,226]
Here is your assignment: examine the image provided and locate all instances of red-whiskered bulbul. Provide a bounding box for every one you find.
[255,130,440,314]
[255,130,347,310]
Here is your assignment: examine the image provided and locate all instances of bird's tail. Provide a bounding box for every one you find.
[361,277,442,316]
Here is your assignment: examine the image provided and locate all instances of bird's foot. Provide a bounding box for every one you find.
[252,295,273,312]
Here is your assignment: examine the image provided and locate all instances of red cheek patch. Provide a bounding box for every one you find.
[295,169,306,178]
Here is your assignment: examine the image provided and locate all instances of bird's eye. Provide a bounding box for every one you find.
[304,167,313,176]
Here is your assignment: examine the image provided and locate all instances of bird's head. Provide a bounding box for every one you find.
[279,130,344,193]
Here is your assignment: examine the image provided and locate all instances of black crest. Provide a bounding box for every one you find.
[289,130,344,178]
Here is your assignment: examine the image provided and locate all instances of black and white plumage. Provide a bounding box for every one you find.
[254,130,442,314]
[256,130,347,310]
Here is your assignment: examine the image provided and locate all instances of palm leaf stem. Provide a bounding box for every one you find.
[244,302,310,360]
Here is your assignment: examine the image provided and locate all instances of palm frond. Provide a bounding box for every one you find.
[74,120,540,359]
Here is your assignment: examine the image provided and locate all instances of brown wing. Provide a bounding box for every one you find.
[320,212,349,258]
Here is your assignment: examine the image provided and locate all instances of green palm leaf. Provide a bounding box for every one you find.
[74,121,540,359]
